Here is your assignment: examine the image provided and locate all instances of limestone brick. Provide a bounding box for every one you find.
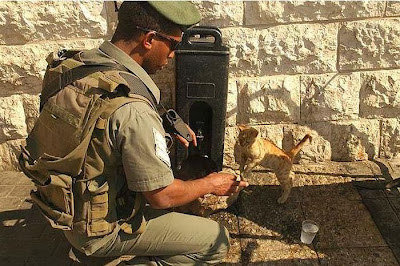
[306,122,332,162]
[194,1,243,27]
[283,124,331,163]
[0,1,106,45]
[21,94,40,134]
[330,120,380,161]
[380,119,400,159]
[0,95,27,141]
[103,1,119,38]
[386,2,400,17]
[253,124,284,149]
[338,19,400,71]
[359,70,400,119]
[0,39,103,96]
[244,1,384,25]
[226,79,238,127]
[222,23,337,76]
[223,126,239,168]
[0,139,24,171]
[237,76,300,124]
[300,73,361,122]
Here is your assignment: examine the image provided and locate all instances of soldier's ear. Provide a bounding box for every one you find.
[142,32,155,50]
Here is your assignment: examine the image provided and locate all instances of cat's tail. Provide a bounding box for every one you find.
[287,134,312,160]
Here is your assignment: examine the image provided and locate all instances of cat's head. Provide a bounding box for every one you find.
[238,125,259,146]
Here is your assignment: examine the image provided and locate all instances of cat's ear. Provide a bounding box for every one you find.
[249,127,259,138]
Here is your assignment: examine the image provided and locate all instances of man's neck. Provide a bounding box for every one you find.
[112,40,144,66]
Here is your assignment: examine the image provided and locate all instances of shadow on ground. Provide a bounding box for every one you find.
[1,168,399,265]
[0,201,72,265]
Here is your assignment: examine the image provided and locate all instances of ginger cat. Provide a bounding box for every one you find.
[237,125,312,204]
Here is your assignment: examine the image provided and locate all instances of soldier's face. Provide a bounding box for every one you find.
[143,29,182,74]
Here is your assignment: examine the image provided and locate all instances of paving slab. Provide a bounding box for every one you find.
[222,238,242,265]
[1,161,400,265]
[237,185,303,241]
[318,247,399,265]
[304,198,386,249]
[239,239,319,265]
[293,161,376,177]
[391,246,400,264]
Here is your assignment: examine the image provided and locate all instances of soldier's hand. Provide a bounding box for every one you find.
[206,172,249,196]
[175,124,197,148]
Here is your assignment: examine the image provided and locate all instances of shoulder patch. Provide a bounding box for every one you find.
[153,127,171,167]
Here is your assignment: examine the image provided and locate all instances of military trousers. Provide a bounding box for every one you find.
[92,207,230,265]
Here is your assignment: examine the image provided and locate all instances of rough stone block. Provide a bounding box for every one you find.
[228,23,337,76]
[0,95,27,140]
[359,70,400,119]
[301,73,360,122]
[0,1,106,45]
[102,1,119,38]
[21,94,40,134]
[244,1,384,25]
[226,79,238,127]
[223,23,337,76]
[380,119,400,159]
[253,124,284,149]
[223,126,239,168]
[237,76,300,124]
[386,1,400,17]
[0,40,103,96]
[339,19,400,71]
[283,124,331,163]
[330,120,380,161]
[0,139,25,171]
[194,1,243,27]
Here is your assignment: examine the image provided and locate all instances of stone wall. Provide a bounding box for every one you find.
[0,1,399,170]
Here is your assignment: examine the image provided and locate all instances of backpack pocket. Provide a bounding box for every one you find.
[87,179,111,236]
[19,151,75,230]
[31,171,74,230]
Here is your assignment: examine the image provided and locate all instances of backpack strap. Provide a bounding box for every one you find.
[40,64,125,110]
[41,63,158,111]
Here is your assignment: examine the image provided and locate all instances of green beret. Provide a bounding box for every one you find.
[148,1,201,27]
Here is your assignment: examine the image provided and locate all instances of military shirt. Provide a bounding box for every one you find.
[83,40,174,192]
[64,41,174,255]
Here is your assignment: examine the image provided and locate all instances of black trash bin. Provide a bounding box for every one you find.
[174,26,230,172]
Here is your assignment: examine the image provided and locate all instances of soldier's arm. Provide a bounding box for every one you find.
[143,173,248,209]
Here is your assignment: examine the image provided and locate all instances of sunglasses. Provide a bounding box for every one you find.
[136,26,181,51]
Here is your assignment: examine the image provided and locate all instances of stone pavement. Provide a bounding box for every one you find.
[0,159,399,265]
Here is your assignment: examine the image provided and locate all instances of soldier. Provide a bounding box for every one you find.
[20,1,248,265]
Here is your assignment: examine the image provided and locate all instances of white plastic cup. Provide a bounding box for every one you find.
[301,220,319,244]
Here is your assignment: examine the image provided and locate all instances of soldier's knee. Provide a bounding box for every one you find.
[209,225,230,262]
